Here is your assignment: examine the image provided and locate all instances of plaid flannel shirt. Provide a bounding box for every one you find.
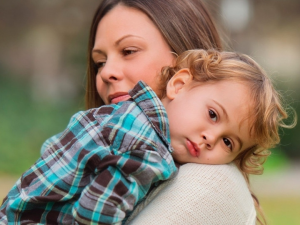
[0,81,177,225]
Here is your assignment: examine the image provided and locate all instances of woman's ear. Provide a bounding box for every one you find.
[165,69,193,100]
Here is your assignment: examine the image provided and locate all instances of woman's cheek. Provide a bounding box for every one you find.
[96,77,106,102]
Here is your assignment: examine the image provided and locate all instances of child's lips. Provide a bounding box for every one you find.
[186,139,200,157]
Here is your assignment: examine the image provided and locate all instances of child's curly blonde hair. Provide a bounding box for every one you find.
[158,49,296,225]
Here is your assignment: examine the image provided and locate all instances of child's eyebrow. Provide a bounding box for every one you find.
[212,100,228,121]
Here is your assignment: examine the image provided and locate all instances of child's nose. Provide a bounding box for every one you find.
[202,134,216,150]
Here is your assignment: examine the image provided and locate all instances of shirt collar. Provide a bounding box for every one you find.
[129,81,172,151]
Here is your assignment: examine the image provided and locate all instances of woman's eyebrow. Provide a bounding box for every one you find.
[115,34,144,46]
[92,49,104,55]
[92,35,144,55]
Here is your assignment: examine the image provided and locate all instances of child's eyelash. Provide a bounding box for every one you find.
[208,109,217,122]
[223,138,233,151]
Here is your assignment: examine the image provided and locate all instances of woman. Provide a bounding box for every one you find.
[53,0,257,224]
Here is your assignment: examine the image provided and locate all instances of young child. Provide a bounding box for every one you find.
[0,49,293,224]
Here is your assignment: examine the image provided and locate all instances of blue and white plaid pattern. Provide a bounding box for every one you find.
[0,81,177,225]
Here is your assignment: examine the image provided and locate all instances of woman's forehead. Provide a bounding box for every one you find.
[97,5,153,33]
[94,4,168,51]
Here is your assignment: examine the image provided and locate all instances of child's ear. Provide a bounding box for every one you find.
[165,69,193,100]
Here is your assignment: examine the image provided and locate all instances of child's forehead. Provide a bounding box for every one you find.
[190,79,252,97]
[190,78,248,88]
[191,80,254,121]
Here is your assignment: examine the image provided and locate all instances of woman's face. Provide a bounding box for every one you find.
[92,4,175,105]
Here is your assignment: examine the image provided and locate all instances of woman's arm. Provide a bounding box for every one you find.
[127,163,256,225]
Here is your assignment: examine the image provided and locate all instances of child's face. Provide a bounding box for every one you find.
[162,71,255,165]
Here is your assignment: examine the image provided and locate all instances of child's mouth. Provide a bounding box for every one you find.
[186,139,200,157]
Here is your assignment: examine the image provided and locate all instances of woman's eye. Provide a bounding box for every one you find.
[94,62,106,71]
[122,48,138,56]
[209,109,217,122]
[223,138,232,150]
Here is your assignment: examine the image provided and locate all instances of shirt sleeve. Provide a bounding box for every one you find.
[72,149,176,225]
[127,163,256,225]
[40,132,62,155]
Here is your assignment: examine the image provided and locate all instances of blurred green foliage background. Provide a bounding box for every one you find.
[0,0,299,224]
[0,70,79,175]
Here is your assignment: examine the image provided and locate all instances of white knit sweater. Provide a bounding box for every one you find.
[127,163,256,225]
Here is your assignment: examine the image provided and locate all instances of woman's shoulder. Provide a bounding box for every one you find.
[128,163,256,225]
[158,163,253,207]
[178,163,246,186]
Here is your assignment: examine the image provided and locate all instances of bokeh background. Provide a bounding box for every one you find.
[0,0,299,224]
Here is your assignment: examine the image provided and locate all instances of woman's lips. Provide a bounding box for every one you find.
[186,139,200,157]
[109,92,131,104]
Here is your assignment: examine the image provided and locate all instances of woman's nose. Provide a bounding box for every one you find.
[99,59,123,83]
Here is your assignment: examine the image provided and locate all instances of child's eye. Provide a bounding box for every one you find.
[122,48,138,56]
[209,109,217,122]
[223,138,232,150]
